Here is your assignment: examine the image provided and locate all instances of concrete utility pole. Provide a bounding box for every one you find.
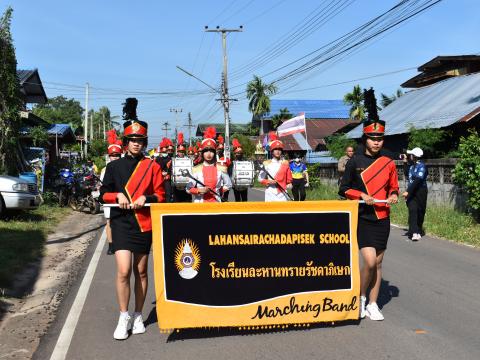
[205,26,242,160]
[84,82,89,157]
[90,111,93,142]
[169,108,183,144]
[184,112,196,146]
[162,122,171,138]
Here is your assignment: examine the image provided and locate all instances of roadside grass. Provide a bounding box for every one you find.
[0,205,70,289]
[306,183,480,247]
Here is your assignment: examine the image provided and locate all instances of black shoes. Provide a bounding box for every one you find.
[107,243,114,255]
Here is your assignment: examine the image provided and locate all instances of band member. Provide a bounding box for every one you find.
[173,132,192,203]
[186,127,232,202]
[156,137,174,203]
[229,138,248,202]
[100,98,165,340]
[187,146,195,160]
[216,135,231,200]
[258,132,292,202]
[339,88,399,321]
[193,142,202,165]
[101,129,123,255]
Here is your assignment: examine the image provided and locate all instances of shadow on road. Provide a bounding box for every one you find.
[377,279,399,308]
[45,223,105,246]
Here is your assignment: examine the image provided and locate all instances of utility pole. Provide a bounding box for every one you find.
[205,26,243,160]
[102,112,106,140]
[84,82,89,157]
[169,108,183,144]
[161,122,171,138]
[184,112,196,146]
[90,111,94,142]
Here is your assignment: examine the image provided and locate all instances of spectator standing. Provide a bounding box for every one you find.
[337,146,354,184]
[402,147,428,241]
[289,155,309,201]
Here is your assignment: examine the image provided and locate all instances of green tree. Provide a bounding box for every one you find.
[32,96,84,129]
[343,85,365,121]
[0,7,22,175]
[271,108,292,130]
[408,125,446,158]
[246,75,278,134]
[380,88,403,108]
[30,126,49,147]
[325,134,357,160]
[453,129,480,211]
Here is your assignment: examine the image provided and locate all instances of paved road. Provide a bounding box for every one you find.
[35,189,480,360]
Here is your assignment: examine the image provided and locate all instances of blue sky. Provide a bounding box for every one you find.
[4,0,479,144]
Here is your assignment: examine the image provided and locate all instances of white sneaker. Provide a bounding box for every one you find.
[360,296,367,319]
[412,233,420,241]
[366,303,384,321]
[113,313,132,340]
[132,313,146,335]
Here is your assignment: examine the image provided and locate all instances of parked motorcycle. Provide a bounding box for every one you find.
[53,168,75,207]
[68,170,101,214]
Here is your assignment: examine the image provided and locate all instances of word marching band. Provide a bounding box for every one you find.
[100,89,398,339]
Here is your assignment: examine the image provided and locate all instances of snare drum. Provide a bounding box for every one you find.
[232,161,254,190]
[172,157,193,189]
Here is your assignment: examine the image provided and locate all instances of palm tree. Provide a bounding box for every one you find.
[246,75,278,134]
[380,88,404,108]
[343,85,365,121]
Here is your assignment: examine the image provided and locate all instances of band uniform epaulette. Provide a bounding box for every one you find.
[192,163,203,174]
[217,164,228,173]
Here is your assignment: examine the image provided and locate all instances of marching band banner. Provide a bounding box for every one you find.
[151,201,360,330]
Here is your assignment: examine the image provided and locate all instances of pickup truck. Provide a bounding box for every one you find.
[0,175,41,216]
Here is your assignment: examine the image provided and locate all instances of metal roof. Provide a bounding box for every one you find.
[346,72,480,138]
[267,99,350,119]
[17,69,48,104]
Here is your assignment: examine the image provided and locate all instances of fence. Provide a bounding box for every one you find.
[309,158,467,209]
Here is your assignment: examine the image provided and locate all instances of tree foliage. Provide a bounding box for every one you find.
[453,129,480,211]
[30,126,49,147]
[246,75,278,117]
[380,88,403,108]
[343,84,365,121]
[32,95,84,129]
[325,134,357,160]
[0,7,22,175]
[271,107,292,130]
[407,125,446,158]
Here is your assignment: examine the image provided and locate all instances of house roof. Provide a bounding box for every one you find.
[346,72,480,139]
[17,69,48,104]
[266,99,350,119]
[195,123,250,136]
[20,123,76,143]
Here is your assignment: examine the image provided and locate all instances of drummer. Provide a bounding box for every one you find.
[216,135,231,201]
[173,132,192,203]
[258,132,292,202]
[186,127,232,202]
[228,139,248,202]
[155,138,174,203]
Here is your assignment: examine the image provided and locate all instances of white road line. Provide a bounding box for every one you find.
[50,229,106,360]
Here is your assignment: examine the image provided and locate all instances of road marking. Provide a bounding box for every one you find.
[50,228,106,360]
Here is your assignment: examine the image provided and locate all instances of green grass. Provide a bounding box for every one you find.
[307,183,480,247]
[0,205,70,288]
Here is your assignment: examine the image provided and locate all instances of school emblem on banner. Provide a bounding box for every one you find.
[175,239,201,280]
[152,201,360,331]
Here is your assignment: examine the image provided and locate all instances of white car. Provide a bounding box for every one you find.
[0,176,42,216]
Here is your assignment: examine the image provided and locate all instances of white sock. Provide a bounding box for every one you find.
[120,311,130,319]
[133,312,142,318]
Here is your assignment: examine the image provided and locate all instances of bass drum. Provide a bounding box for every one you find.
[232,161,254,190]
[172,157,193,189]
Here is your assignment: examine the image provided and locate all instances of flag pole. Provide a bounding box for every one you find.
[302,112,310,155]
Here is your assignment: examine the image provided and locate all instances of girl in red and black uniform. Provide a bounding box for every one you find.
[100,98,165,340]
[339,89,399,321]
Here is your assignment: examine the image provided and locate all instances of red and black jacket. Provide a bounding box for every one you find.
[339,153,399,221]
[100,154,165,232]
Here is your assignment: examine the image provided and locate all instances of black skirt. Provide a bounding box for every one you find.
[111,223,152,254]
[357,217,390,251]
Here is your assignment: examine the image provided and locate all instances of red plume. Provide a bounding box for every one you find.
[204,126,216,140]
[177,132,184,145]
[268,131,278,142]
[217,135,224,144]
[106,129,117,145]
[232,138,241,149]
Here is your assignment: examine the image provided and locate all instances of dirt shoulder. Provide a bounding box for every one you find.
[0,211,104,359]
